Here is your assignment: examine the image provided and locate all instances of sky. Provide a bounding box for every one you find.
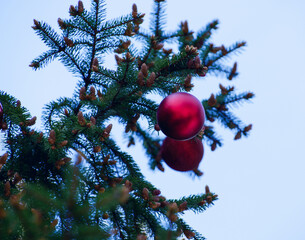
[1,0,305,239]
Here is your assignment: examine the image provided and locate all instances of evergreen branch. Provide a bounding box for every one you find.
[78,11,96,31]
[98,14,143,36]
[58,49,86,78]
[30,49,61,70]
[42,97,73,129]
[103,139,143,179]
[88,79,108,89]
[32,21,86,77]
[207,61,239,81]
[200,44,211,63]
[93,76,140,121]
[93,66,120,82]
[90,0,106,27]
[96,33,128,42]
[223,92,255,107]
[210,109,244,133]
[120,60,131,83]
[161,31,185,41]
[84,12,99,88]
[0,91,32,127]
[94,0,100,29]
[202,88,254,141]
[32,21,62,49]
[134,125,161,169]
[64,19,94,36]
[203,87,254,112]
[202,126,223,150]
[154,2,162,38]
[174,193,217,214]
[206,63,231,78]
[205,41,246,66]
[111,209,126,239]
[124,197,162,237]
[133,99,158,113]
[150,1,166,38]
[136,31,152,40]
[99,15,133,32]
[73,140,100,182]
[192,19,219,49]
[71,39,93,47]
[95,41,123,53]
[176,219,206,240]
[142,44,154,65]
[154,50,197,79]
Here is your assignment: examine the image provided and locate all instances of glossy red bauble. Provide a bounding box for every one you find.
[157,92,205,140]
[161,137,204,172]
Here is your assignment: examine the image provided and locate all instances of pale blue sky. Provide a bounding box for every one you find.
[1,0,305,239]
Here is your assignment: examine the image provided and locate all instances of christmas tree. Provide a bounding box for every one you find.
[0,0,254,239]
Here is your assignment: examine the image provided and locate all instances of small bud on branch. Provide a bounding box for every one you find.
[48,130,56,145]
[32,19,40,30]
[77,111,86,126]
[234,131,242,140]
[64,37,74,47]
[207,94,217,107]
[0,153,8,164]
[132,4,138,18]
[142,188,149,200]
[57,18,67,29]
[146,72,155,87]
[140,63,148,77]
[92,58,99,72]
[244,124,252,132]
[69,5,78,16]
[79,87,86,100]
[78,1,84,14]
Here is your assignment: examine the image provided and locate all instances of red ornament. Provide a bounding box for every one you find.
[161,137,204,172]
[157,92,205,140]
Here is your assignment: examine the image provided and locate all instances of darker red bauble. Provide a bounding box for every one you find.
[157,92,205,140]
[161,137,204,172]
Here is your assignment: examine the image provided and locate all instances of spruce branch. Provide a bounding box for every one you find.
[205,41,246,67]
[159,30,188,42]
[153,47,203,82]
[176,219,205,240]
[30,21,86,77]
[134,125,162,170]
[222,91,255,107]
[98,14,144,36]
[84,12,99,88]
[150,0,166,38]
[103,139,144,179]
[92,66,121,83]
[29,49,61,70]
[173,193,218,214]
[205,62,231,75]
[202,85,254,141]
[31,20,62,49]
[192,19,219,49]
[202,126,222,151]
[60,18,94,36]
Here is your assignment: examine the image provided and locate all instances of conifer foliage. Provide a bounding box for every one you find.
[0,0,254,239]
